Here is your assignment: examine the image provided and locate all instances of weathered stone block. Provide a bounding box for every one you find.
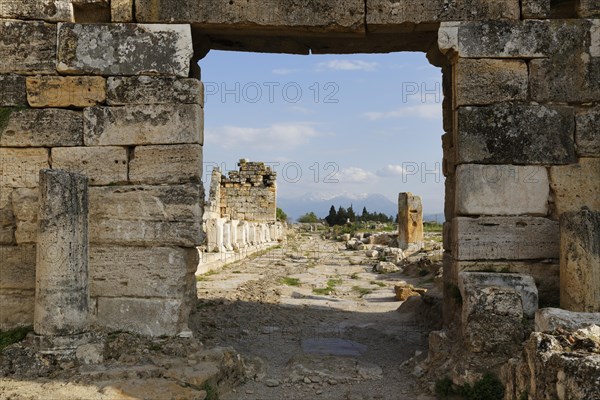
[367,0,519,30]
[52,147,128,186]
[530,58,600,103]
[459,272,538,318]
[439,20,544,58]
[0,148,49,188]
[84,105,203,146]
[95,297,189,337]
[575,106,600,157]
[398,192,423,249]
[455,164,549,216]
[550,158,600,216]
[535,308,600,332]
[457,104,576,165]
[560,209,600,312]
[129,144,202,185]
[111,0,134,21]
[521,0,550,18]
[90,245,197,298]
[12,188,38,244]
[459,281,524,354]
[136,0,365,33]
[454,59,527,106]
[0,290,35,330]
[0,21,56,74]
[0,108,83,147]
[26,76,106,108]
[0,245,36,290]
[453,259,560,308]
[452,216,559,260]
[0,0,73,22]
[106,76,203,106]
[57,23,193,77]
[35,169,89,336]
[89,184,203,247]
[0,75,27,106]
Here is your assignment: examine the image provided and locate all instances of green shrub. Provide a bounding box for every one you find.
[0,326,32,351]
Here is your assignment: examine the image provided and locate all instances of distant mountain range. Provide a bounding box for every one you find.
[277,193,444,223]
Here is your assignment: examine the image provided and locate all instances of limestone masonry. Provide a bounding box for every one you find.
[0,1,599,397]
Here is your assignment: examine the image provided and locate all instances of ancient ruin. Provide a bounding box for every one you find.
[200,160,284,272]
[1,0,599,398]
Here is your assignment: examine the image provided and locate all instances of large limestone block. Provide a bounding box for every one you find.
[459,282,524,354]
[560,209,600,312]
[550,158,600,215]
[398,192,423,249]
[52,147,128,186]
[0,0,73,21]
[135,0,365,33]
[95,297,189,336]
[454,59,527,106]
[35,169,89,336]
[452,216,559,260]
[455,164,549,216]
[575,106,600,157]
[12,188,38,244]
[530,58,600,103]
[0,148,49,188]
[457,104,576,165]
[0,108,83,147]
[439,20,542,58]
[0,21,57,74]
[0,75,27,106]
[439,20,593,58]
[90,246,197,298]
[367,0,519,30]
[0,245,36,290]
[458,272,538,318]
[26,76,106,108]
[130,144,202,185]
[106,76,203,106]
[452,259,560,308]
[535,308,600,332]
[84,105,203,146]
[89,184,203,247]
[0,290,35,329]
[57,23,193,77]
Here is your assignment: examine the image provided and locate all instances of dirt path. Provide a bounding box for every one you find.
[190,229,439,400]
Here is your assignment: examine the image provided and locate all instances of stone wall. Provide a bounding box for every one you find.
[219,160,277,223]
[0,4,203,336]
[0,0,599,340]
[200,161,283,272]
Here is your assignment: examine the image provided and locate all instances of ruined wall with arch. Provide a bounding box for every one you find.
[1,0,598,338]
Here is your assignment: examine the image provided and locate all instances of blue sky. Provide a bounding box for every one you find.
[199,51,445,214]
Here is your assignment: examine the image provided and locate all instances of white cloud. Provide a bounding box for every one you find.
[272,68,299,75]
[288,105,314,115]
[376,164,405,177]
[363,104,441,120]
[316,60,378,72]
[336,167,378,184]
[206,123,321,151]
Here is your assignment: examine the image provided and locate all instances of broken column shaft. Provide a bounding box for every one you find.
[34,169,89,336]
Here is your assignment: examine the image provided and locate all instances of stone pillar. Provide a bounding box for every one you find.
[398,192,424,250]
[560,209,600,312]
[223,221,233,251]
[34,169,89,336]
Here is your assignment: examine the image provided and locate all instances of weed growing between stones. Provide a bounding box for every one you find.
[435,373,504,400]
[0,326,32,351]
[281,277,301,286]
